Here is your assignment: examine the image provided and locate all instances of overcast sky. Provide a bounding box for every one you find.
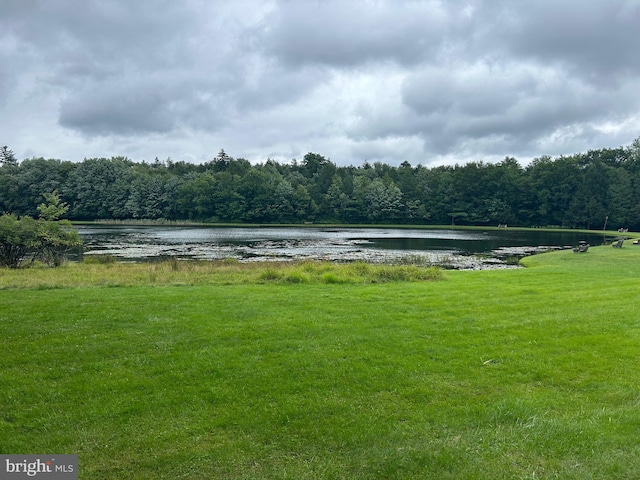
[1,0,639,167]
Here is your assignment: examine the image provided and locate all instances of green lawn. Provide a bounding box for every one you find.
[1,243,640,479]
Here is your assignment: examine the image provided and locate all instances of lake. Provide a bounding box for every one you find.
[75,225,613,270]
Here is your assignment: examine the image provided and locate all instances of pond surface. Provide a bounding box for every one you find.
[76,225,613,270]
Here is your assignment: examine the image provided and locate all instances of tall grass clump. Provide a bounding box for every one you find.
[396,253,432,266]
[81,254,117,264]
[321,271,349,284]
[258,267,284,282]
[168,256,180,271]
[371,265,443,282]
[283,271,310,283]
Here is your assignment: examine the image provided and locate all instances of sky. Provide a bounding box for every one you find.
[1,0,639,167]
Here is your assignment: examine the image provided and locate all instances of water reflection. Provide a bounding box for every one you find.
[75,225,612,269]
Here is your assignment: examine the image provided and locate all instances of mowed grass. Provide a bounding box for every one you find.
[1,243,640,478]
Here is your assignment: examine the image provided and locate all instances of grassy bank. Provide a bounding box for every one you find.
[1,242,640,478]
[0,259,443,289]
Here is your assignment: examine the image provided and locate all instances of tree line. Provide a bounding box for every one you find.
[2,140,640,230]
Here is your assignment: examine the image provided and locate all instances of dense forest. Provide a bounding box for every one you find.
[1,139,640,230]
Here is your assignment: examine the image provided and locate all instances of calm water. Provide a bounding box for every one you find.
[75,225,613,269]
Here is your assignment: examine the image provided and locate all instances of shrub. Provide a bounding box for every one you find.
[0,214,82,268]
[36,219,82,267]
[0,214,38,268]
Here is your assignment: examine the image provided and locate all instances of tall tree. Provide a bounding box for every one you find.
[0,146,18,166]
[607,168,634,229]
[66,158,134,219]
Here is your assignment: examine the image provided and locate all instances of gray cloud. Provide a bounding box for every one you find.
[59,78,182,135]
[257,0,451,67]
[517,2,639,75]
[399,62,640,144]
[1,0,638,165]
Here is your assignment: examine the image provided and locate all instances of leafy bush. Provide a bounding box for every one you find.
[0,214,38,268]
[0,192,82,268]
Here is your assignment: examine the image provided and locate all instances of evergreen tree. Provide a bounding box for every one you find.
[0,146,18,166]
